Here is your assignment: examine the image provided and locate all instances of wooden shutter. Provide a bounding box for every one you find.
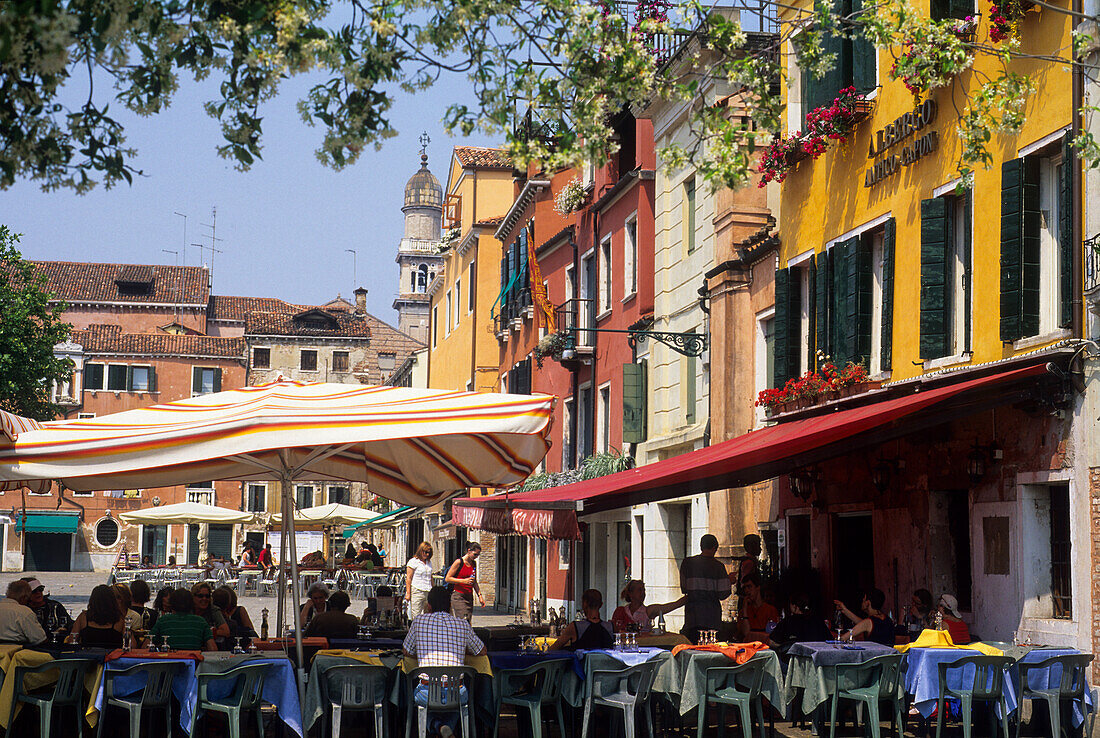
[125,366,134,392]
[685,354,697,424]
[849,0,877,94]
[807,258,817,372]
[1060,136,1074,328]
[920,197,949,360]
[815,251,831,364]
[803,0,850,126]
[622,362,646,443]
[1001,157,1042,341]
[192,367,202,395]
[213,368,222,393]
[147,366,157,393]
[85,363,103,390]
[881,218,896,371]
[949,0,974,19]
[773,267,790,387]
[854,235,874,364]
[831,239,852,365]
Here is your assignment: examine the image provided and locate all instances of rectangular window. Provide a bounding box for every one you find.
[948,194,973,355]
[253,347,270,369]
[562,398,575,469]
[870,232,885,374]
[797,265,812,376]
[432,306,439,347]
[247,484,266,513]
[107,364,127,391]
[756,310,775,425]
[84,363,104,391]
[599,385,611,453]
[454,280,461,328]
[332,351,349,373]
[684,177,697,254]
[577,385,593,461]
[468,263,476,313]
[378,353,396,371]
[446,291,453,336]
[187,480,213,505]
[921,193,971,359]
[328,486,349,505]
[77,412,96,419]
[295,485,314,510]
[684,352,697,425]
[600,236,612,313]
[930,0,976,22]
[129,365,151,392]
[300,350,317,371]
[1039,153,1064,335]
[625,216,638,297]
[192,367,221,395]
[1049,483,1071,619]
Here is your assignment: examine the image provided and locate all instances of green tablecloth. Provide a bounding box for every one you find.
[304,653,401,730]
[561,650,672,707]
[652,649,786,717]
[783,641,898,715]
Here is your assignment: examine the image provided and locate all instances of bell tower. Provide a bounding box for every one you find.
[393,134,445,344]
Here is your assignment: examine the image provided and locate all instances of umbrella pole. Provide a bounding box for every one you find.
[281,474,307,706]
[276,490,287,641]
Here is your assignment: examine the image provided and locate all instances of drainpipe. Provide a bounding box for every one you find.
[571,237,581,469]
[1073,0,1085,338]
[590,208,600,459]
[469,172,479,389]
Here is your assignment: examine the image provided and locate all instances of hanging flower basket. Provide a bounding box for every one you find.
[554,178,588,216]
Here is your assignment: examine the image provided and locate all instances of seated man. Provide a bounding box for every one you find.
[305,590,359,639]
[767,593,831,652]
[0,580,46,644]
[736,572,779,642]
[402,586,486,738]
[20,577,74,636]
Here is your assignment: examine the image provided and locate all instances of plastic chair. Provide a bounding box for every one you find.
[195,661,272,738]
[493,658,570,738]
[935,655,1015,738]
[320,664,389,738]
[827,652,904,738]
[9,656,97,738]
[404,666,477,738]
[697,653,769,738]
[1016,653,1094,738]
[580,659,659,738]
[96,660,182,738]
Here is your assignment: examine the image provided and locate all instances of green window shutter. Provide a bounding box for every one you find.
[148,366,157,393]
[622,362,646,443]
[1060,136,1074,328]
[1001,159,1025,341]
[855,234,874,364]
[125,366,134,392]
[920,197,949,360]
[802,0,850,128]
[849,0,877,94]
[773,267,791,387]
[881,218,896,371]
[85,363,103,390]
[685,354,696,424]
[815,251,831,364]
[1021,159,1042,337]
[213,368,222,393]
[831,239,852,365]
[786,268,802,376]
[949,0,974,19]
[929,0,950,20]
[807,258,817,372]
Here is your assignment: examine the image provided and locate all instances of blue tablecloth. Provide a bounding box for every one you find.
[489,650,577,673]
[573,647,666,678]
[98,656,198,731]
[904,647,1019,718]
[785,641,897,714]
[1010,647,1093,728]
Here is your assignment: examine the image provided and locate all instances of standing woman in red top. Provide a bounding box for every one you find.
[445,542,486,622]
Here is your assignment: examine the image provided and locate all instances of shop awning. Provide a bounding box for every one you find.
[16,513,80,534]
[341,505,416,537]
[452,363,1052,539]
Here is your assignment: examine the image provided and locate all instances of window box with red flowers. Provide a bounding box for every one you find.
[756,361,878,415]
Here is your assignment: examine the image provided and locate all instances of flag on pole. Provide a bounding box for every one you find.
[526,226,557,332]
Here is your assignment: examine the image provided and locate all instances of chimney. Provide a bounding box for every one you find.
[354,287,367,315]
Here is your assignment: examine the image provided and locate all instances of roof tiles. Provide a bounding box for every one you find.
[453,146,513,170]
[31,261,210,304]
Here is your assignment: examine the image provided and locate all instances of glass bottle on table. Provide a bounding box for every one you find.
[260,608,269,640]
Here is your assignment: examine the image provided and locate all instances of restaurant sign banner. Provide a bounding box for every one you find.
[865,99,939,188]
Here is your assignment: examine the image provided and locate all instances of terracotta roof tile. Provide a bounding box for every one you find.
[31,261,210,305]
[475,216,505,227]
[245,308,374,337]
[72,329,244,358]
[208,295,299,323]
[453,147,513,170]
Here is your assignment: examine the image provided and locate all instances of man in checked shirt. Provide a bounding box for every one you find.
[402,586,486,738]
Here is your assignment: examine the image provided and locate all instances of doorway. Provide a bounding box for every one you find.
[142,525,168,566]
[832,513,874,611]
[24,533,71,571]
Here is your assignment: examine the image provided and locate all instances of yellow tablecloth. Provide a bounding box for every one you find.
[400,653,493,676]
[0,649,103,729]
[895,628,1004,656]
[312,649,386,666]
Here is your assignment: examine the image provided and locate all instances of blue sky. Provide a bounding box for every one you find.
[0,75,498,328]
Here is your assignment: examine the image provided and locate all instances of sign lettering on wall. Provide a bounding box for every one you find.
[864,99,939,188]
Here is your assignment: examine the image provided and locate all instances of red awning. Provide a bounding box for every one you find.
[452,363,1051,539]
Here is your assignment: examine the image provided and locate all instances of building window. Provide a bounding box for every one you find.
[77,412,95,419]
[921,192,972,360]
[756,309,775,425]
[84,363,104,391]
[625,216,638,297]
[300,350,317,371]
[562,398,575,469]
[468,262,476,313]
[253,348,270,369]
[577,385,593,462]
[192,367,221,395]
[800,7,876,126]
[445,291,452,336]
[683,351,697,425]
[599,385,611,453]
[328,486,349,505]
[186,480,213,505]
[930,0,975,21]
[786,41,803,134]
[599,235,612,313]
[1049,484,1071,619]
[332,351,349,373]
[684,177,697,254]
[416,264,429,293]
[432,306,439,347]
[246,483,266,513]
[107,364,127,391]
[378,353,396,372]
[1038,153,1064,336]
[129,365,152,392]
[95,518,119,547]
[454,280,461,328]
[296,485,314,509]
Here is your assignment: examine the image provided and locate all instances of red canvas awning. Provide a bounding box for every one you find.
[452,363,1051,539]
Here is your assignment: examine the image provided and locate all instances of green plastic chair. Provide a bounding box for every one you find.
[320,663,389,738]
[697,653,768,738]
[935,655,1015,738]
[1016,653,1094,738]
[828,652,904,738]
[9,656,97,738]
[493,658,570,738]
[404,666,477,738]
[195,661,272,738]
[580,660,659,738]
[96,660,182,738]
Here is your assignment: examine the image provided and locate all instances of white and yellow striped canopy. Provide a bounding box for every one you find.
[270,503,377,526]
[0,380,554,507]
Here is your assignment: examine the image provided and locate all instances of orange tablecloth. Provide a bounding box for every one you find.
[671,641,769,664]
[106,648,204,662]
[252,637,328,651]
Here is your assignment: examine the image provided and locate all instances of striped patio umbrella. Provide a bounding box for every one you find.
[0,380,554,694]
[270,503,378,527]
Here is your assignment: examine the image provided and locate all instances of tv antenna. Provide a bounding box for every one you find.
[345,249,357,290]
[199,206,225,289]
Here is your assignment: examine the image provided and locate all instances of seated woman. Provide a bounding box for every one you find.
[190,582,231,639]
[69,585,125,648]
[767,593,832,652]
[737,572,780,642]
[213,586,256,643]
[834,588,895,646]
[111,583,143,633]
[937,593,970,644]
[611,580,686,633]
[300,583,329,627]
[549,589,614,651]
[149,589,216,651]
[903,588,935,641]
[153,586,174,617]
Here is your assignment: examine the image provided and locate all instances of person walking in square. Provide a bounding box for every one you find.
[445,542,485,623]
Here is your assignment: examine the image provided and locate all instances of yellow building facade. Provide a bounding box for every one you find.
[776,0,1075,381]
[427,146,515,393]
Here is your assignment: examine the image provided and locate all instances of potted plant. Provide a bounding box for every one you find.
[554,177,588,215]
[533,331,571,367]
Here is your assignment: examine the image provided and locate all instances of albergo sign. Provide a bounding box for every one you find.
[864,99,939,187]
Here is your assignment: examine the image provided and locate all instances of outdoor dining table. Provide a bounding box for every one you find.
[0,645,108,729]
[903,644,1020,718]
[1004,645,1094,728]
[651,645,785,717]
[303,649,403,731]
[327,637,405,651]
[783,640,897,716]
[559,647,671,707]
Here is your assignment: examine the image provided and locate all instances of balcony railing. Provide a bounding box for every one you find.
[556,298,595,348]
[1085,234,1100,294]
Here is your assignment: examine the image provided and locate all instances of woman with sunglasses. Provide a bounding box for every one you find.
[190,582,231,640]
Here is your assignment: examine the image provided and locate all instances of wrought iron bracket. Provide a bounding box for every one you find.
[627,329,708,357]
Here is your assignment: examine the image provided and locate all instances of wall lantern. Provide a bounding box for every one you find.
[966,441,1003,486]
[789,467,820,502]
[871,457,905,494]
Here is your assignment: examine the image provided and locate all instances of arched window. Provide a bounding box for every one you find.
[416,264,429,293]
[95,518,119,547]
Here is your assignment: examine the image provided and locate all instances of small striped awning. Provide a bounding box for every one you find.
[341,505,416,537]
[17,514,80,534]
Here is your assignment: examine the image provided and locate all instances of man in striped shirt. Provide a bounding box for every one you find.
[679,534,733,644]
[149,589,215,651]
